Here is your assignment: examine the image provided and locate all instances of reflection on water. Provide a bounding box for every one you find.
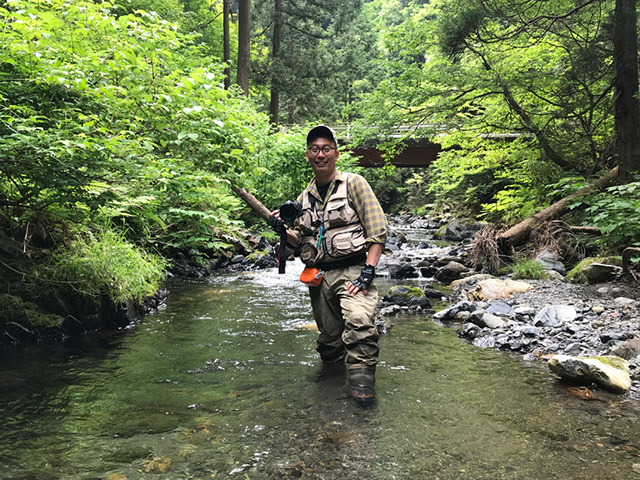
[1,260,640,479]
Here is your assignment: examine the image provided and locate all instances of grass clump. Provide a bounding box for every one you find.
[508,259,547,280]
[49,230,167,305]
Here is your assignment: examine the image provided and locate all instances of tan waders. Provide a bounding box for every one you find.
[308,264,379,405]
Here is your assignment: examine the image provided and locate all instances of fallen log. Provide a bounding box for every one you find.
[230,185,272,221]
[569,226,601,235]
[497,167,618,250]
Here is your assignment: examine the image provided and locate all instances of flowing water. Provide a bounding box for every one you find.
[2,259,640,479]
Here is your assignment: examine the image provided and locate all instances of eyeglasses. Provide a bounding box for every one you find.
[307,145,337,155]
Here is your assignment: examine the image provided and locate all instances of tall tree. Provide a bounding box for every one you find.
[223,0,231,89]
[252,0,375,125]
[269,0,282,124]
[237,0,251,95]
[613,0,640,181]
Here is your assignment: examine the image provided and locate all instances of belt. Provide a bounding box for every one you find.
[317,254,367,272]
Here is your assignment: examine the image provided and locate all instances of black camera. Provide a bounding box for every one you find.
[279,200,302,223]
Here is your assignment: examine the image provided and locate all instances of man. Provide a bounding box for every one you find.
[271,125,387,406]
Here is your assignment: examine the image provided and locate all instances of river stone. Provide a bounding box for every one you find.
[433,300,476,321]
[384,286,431,308]
[535,250,566,275]
[467,278,533,301]
[614,297,637,307]
[486,301,513,317]
[519,325,542,337]
[435,261,468,284]
[533,305,577,328]
[608,337,640,360]
[548,355,631,393]
[461,322,482,339]
[478,313,506,329]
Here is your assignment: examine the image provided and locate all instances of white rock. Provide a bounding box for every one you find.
[548,354,631,394]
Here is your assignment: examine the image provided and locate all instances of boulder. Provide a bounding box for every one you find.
[435,219,486,241]
[535,250,566,275]
[473,312,506,329]
[433,300,476,321]
[467,278,533,301]
[567,258,623,284]
[435,261,468,284]
[383,286,431,308]
[548,354,631,393]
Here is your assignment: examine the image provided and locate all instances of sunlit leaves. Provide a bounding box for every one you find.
[0,0,268,260]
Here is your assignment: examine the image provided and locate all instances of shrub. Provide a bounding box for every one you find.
[48,230,167,305]
[508,259,547,280]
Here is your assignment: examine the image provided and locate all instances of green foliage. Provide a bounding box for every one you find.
[0,0,268,265]
[252,127,311,209]
[348,0,620,224]
[48,230,168,305]
[507,259,546,280]
[250,126,364,211]
[251,0,379,124]
[571,180,640,249]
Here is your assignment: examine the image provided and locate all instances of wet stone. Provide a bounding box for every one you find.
[486,301,513,317]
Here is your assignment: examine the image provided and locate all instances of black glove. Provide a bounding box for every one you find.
[268,215,287,235]
[351,264,376,291]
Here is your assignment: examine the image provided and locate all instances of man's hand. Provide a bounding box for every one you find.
[268,213,287,235]
[348,264,376,295]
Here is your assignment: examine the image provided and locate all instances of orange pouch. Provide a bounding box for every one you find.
[300,267,324,287]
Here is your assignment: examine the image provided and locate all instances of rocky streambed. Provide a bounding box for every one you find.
[375,214,640,400]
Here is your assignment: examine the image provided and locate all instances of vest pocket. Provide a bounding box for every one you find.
[300,242,324,266]
[327,229,366,258]
[325,199,349,225]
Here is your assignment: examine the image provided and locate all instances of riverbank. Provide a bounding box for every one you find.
[379,214,640,400]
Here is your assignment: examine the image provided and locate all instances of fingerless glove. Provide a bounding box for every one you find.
[351,264,376,291]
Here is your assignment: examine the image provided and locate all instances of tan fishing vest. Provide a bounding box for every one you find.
[296,173,367,267]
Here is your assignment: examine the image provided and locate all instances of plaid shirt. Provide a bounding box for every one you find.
[296,170,387,246]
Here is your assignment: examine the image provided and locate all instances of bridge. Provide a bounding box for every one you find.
[332,125,441,168]
[283,125,522,168]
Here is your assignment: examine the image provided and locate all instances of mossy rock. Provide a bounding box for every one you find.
[567,257,623,284]
[246,249,269,262]
[566,258,599,284]
[0,293,63,328]
[384,285,431,308]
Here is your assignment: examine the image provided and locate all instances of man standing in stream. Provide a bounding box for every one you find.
[270,125,388,406]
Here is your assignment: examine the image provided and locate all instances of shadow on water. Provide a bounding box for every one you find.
[2,260,640,479]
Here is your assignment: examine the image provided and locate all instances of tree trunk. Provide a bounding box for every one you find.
[230,185,272,222]
[236,0,251,96]
[497,167,619,250]
[269,0,282,125]
[470,46,572,171]
[223,0,231,90]
[613,0,640,182]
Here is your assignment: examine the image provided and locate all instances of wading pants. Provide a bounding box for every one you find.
[308,264,379,367]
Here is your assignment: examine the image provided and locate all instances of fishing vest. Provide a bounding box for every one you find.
[296,173,367,267]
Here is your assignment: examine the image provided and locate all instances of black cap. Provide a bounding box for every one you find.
[306,125,338,148]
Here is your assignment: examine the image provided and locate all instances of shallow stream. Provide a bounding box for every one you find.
[2,257,640,479]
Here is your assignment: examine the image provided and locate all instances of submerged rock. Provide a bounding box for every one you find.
[548,355,631,394]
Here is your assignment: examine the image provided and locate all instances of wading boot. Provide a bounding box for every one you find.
[348,365,376,407]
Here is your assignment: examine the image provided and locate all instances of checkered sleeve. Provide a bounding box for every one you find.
[349,174,387,246]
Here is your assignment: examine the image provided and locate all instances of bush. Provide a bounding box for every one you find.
[507,259,547,280]
[48,230,167,305]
